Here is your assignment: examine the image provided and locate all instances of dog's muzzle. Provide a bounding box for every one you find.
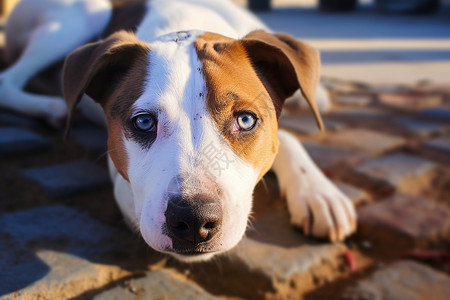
[165,195,223,255]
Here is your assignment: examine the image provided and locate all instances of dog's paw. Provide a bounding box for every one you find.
[285,176,357,242]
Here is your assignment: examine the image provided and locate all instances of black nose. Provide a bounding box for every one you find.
[165,196,222,245]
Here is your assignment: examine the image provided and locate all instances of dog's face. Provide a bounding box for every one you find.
[63,30,322,261]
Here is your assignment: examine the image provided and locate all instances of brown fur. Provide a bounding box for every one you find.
[195,32,280,180]
[195,31,323,180]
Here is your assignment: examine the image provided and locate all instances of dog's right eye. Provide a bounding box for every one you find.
[132,114,157,132]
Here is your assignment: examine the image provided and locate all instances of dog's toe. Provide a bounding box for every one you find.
[288,185,357,242]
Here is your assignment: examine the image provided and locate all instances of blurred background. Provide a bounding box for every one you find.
[233,0,450,86]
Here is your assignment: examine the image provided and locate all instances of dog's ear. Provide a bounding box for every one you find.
[241,30,323,130]
[62,30,149,137]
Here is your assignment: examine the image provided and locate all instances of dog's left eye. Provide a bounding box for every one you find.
[236,113,257,131]
[132,114,156,132]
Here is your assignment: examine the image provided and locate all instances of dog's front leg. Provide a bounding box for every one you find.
[271,129,356,241]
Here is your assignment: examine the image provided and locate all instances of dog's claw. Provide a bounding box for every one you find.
[349,217,357,232]
[328,227,337,242]
[303,218,310,236]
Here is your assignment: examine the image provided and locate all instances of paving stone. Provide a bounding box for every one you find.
[342,260,450,300]
[321,77,370,94]
[326,129,405,155]
[0,205,134,299]
[303,141,367,169]
[333,93,374,106]
[94,269,218,300]
[354,153,435,190]
[394,117,447,137]
[368,83,408,94]
[422,135,450,155]
[20,160,111,198]
[70,125,107,157]
[378,92,443,110]
[330,107,391,120]
[0,112,42,128]
[223,209,346,298]
[279,115,345,135]
[0,127,52,155]
[357,194,450,249]
[335,182,370,206]
[420,106,450,120]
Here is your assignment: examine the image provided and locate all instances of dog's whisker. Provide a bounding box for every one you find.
[95,147,120,161]
[259,177,270,195]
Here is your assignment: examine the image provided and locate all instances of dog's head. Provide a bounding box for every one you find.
[63,30,322,261]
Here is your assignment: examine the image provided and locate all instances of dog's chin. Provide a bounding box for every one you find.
[167,251,220,263]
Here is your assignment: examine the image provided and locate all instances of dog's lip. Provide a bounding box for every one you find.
[163,248,220,262]
[169,247,218,256]
[176,250,217,256]
[165,247,219,257]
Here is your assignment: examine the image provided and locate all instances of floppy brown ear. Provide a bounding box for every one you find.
[62,30,150,137]
[241,30,324,130]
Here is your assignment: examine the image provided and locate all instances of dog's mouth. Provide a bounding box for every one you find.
[166,248,220,262]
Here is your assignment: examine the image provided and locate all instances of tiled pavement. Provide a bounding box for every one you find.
[1,78,449,299]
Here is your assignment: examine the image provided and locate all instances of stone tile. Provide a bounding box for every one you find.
[378,92,443,110]
[422,135,450,155]
[0,127,51,155]
[0,206,133,299]
[94,269,218,300]
[330,107,391,120]
[321,77,371,94]
[357,194,450,249]
[342,260,450,300]
[326,129,405,155]
[303,141,366,169]
[222,209,346,298]
[368,83,408,94]
[354,153,435,190]
[70,125,107,157]
[0,112,42,128]
[333,93,374,106]
[420,106,450,120]
[395,117,447,137]
[20,160,110,198]
[279,115,345,135]
[335,182,370,206]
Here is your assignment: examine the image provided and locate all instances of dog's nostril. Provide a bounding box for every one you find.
[203,222,217,229]
[174,221,189,231]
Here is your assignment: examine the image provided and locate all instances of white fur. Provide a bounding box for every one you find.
[138,0,267,42]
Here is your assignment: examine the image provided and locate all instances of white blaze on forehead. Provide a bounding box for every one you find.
[123,30,259,252]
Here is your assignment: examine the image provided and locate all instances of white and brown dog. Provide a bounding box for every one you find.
[0,0,356,261]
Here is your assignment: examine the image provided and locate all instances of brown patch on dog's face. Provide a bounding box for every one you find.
[102,42,150,181]
[195,33,280,180]
[194,31,323,180]
[62,31,150,181]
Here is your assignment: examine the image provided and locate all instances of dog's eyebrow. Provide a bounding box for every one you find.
[225,91,239,101]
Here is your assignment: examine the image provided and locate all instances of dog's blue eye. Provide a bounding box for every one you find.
[237,113,257,131]
[133,114,156,132]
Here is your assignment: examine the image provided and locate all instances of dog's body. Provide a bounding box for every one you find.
[0,0,356,261]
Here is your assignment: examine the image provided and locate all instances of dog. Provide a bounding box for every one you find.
[0,0,356,262]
